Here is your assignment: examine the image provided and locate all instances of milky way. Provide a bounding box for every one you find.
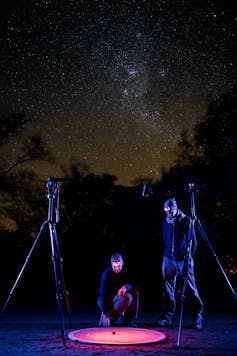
[0,0,236,185]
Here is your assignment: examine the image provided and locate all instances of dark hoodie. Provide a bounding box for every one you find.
[162,209,197,261]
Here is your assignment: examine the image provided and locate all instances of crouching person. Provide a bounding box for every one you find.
[97,252,139,327]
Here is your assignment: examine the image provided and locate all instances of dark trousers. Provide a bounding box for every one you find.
[161,256,204,322]
[97,288,139,321]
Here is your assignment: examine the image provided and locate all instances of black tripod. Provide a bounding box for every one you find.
[176,194,196,347]
[0,177,72,346]
[177,182,237,347]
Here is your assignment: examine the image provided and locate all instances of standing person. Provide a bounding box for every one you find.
[97,252,139,327]
[157,198,204,329]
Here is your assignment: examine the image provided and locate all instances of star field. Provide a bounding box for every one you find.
[0,0,236,185]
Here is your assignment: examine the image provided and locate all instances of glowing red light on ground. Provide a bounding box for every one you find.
[68,327,166,345]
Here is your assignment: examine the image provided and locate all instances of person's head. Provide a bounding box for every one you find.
[163,198,178,218]
[110,253,124,274]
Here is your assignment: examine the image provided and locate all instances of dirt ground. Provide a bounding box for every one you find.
[0,299,236,356]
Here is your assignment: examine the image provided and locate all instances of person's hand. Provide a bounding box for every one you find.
[118,285,126,296]
[99,312,110,327]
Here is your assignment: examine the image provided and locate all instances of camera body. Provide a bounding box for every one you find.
[46,176,59,195]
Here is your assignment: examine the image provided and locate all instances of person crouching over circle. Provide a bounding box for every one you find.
[97,252,139,327]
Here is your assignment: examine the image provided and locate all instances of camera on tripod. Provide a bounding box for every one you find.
[46,177,59,195]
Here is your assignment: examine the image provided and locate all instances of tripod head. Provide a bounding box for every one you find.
[46,177,60,223]
[187,182,198,193]
[46,176,59,195]
[141,181,153,198]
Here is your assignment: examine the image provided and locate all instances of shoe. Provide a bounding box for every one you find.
[156,318,173,326]
[127,320,138,328]
[111,316,124,326]
[193,316,203,330]
[124,318,137,327]
[99,312,110,327]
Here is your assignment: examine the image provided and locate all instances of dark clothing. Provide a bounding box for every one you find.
[97,266,139,321]
[162,211,197,261]
[160,210,203,323]
[162,256,204,322]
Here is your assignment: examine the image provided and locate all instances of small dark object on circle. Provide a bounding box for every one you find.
[112,331,116,335]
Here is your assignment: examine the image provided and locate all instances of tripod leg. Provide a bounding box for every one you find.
[177,248,192,347]
[196,220,237,299]
[0,221,48,319]
[52,225,72,328]
[49,222,67,346]
[177,292,185,347]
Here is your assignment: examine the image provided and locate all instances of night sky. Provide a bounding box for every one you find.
[0,0,236,186]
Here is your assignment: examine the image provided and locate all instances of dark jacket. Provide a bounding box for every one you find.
[162,210,197,261]
[97,266,133,313]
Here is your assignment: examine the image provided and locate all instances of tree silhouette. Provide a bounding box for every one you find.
[0,111,29,144]
[194,84,237,170]
[0,111,53,178]
[0,110,52,239]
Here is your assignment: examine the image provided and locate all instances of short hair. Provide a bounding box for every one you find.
[110,252,123,262]
[164,198,177,209]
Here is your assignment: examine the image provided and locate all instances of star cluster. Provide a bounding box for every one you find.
[0,0,236,185]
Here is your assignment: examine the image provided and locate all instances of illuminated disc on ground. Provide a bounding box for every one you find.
[68,327,166,345]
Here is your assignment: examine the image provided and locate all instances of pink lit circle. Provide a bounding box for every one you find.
[68,327,166,345]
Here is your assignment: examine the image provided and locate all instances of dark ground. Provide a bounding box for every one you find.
[0,295,236,356]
